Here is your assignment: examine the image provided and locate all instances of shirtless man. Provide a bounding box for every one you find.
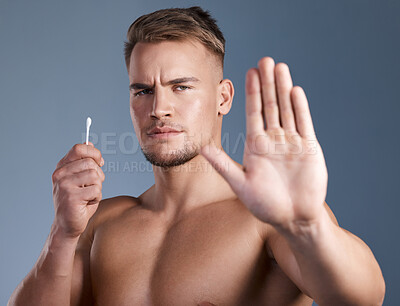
[9,6,385,306]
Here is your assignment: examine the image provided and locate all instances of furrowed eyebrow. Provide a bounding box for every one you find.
[129,77,200,90]
[166,77,199,85]
[129,83,150,90]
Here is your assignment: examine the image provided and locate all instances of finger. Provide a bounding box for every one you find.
[200,144,245,195]
[57,143,104,169]
[63,169,103,188]
[78,184,102,205]
[275,63,296,132]
[291,86,316,139]
[257,57,280,130]
[245,68,265,136]
[52,158,105,183]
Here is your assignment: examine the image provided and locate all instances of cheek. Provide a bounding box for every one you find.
[187,92,217,116]
[130,105,145,138]
[130,100,147,121]
[182,97,212,128]
[184,95,218,138]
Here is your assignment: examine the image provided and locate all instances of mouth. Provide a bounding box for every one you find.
[147,131,182,139]
[147,125,183,138]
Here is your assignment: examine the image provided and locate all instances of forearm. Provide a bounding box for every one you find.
[276,208,385,306]
[8,223,79,306]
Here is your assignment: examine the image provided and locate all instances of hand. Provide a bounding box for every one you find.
[51,142,105,238]
[201,57,328,229]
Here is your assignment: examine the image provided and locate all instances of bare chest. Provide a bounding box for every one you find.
[90,204,311,305]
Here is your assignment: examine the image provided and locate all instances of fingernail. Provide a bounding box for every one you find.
[101,157,105,166]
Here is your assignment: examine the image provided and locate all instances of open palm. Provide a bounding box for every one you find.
[201,57,328,228]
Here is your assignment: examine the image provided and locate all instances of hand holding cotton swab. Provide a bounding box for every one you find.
[86,117,92,145]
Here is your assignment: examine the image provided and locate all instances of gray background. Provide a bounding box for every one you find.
[1,0,399,305]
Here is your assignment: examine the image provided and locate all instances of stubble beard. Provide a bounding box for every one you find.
[141,138,201,169]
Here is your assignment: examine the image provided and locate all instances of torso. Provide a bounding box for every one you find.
[89,195,313,306]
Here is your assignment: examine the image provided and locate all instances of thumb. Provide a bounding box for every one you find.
[200,144,245,195]
[83,141,95,147]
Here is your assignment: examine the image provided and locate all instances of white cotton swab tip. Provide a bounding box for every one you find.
[86,117,92,145]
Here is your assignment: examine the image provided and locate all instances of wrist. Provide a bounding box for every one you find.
[273,209,334,248]
[33,222,80,279]
[49,222,80,247]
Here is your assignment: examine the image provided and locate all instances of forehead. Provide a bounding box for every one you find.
[128,40,216,82]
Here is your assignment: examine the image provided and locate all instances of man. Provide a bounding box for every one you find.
[9,6,385,306]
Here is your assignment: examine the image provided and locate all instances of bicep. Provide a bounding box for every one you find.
[265,201,339,297]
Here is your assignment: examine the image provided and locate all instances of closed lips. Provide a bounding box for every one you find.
[148,127,182,135]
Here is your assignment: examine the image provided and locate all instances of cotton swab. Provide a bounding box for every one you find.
[86,117,92,145]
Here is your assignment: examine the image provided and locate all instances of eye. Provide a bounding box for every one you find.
[175,85,190,91]
[134,88,153,96]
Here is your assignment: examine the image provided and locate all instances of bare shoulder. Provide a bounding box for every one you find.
[97,195,140,212]
[72,197,139,305]
[89,195,141,228]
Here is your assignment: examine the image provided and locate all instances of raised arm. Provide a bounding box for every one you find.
[200,57,385,305]
[8,142,105,306]
[265,201,385,305]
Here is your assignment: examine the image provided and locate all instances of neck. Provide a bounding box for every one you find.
[139,147,241,222]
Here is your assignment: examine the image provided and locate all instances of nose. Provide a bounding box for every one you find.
[150,88,173,119]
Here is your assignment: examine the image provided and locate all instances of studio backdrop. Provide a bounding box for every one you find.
[1,0,399,304]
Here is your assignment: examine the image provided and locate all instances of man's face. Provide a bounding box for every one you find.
[128,40,222,168]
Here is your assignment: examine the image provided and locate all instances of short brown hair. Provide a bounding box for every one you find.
[123,6,225,71]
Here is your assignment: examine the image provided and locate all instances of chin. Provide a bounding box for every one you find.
[141,143,200,169]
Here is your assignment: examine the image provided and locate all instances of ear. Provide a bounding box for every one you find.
[217,79,234,116]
